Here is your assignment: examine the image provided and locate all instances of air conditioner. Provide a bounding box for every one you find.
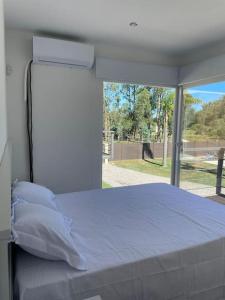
[33,36,95,69]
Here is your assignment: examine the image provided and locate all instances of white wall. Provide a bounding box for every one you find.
[5,30,102,193]
[179,53,225,86]
[94,42,178,66]
[0,0,7,160]
[0,1,11,299]
[96,57,178,86]
[5,30,31,181]
[0,0,10,237]
[32,64,102,193]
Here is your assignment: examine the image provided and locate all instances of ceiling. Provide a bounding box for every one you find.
[4,0,225,65]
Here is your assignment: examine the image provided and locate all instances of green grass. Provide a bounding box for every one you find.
[113,159,171,177]
[102,181,112,189]
[113,159,225,188]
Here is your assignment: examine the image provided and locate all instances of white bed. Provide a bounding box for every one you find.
[15,183,225,300]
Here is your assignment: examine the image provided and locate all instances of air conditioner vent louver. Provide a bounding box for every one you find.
[33,36,95,69]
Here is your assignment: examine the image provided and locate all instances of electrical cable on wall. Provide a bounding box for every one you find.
[25,60,34,182]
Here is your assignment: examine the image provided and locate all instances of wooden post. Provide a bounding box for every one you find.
[216,148,225,195]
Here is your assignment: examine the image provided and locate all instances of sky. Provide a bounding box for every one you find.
[104,81,225,111]
[188,81,225,110]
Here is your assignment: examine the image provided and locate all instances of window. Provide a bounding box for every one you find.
[180,82,225,197]
[102,82,175,189]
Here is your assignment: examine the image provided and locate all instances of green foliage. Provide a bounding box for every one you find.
[103,83,176,142]
[103,82,209,142]
[188,97,225,139]
[102,181,112,189]
[184,92,202,106]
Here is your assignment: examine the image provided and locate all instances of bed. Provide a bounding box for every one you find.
[14,183,225,300]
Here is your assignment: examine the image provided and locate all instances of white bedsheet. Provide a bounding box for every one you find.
[15,183,225,300]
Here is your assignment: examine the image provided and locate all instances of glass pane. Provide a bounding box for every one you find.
[180,82,225,197]
[102,82,175,189]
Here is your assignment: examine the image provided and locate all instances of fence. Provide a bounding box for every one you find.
[111,140,225,161]
[112,142,172,161]
[108,140,225,197]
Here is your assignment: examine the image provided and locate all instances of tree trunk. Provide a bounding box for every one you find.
[156,94,162,142]
[163,113,168,167]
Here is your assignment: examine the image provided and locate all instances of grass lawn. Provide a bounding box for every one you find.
[102,181,112,189]
[113,159,225,188]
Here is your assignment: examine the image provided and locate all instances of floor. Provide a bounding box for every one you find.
[103,163,217,197]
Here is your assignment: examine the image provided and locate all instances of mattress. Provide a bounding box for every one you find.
[15,183,225,300]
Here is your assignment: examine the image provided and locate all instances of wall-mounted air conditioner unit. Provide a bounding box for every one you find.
[33,36,95,69]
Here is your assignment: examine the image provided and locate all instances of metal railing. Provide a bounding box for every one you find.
[216,148,225,197]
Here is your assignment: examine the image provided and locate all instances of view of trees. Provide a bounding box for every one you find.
[104,82,200,142]
[185,97,225,140]
[103,83,175,142]
[103,82,225,167]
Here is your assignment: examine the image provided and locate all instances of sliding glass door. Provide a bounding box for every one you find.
[102,80,225,197]
[179,82,225,197]
[102,82,176,189]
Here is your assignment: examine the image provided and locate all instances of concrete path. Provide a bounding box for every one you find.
[102,163,216,197]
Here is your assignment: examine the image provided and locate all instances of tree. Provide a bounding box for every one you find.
[161,91,174,167]
[189,96,225,139]
[120,84,139,139]
[135,88,152,140]
[103,82,124,139]
[151,88,165,142]
[103,82,203,167]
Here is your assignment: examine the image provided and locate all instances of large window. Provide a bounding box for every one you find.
[180,82,225,196]
[102,82,175,188]
[102,80,225,199]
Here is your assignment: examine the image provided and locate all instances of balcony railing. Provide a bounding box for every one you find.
[216,148,225,197]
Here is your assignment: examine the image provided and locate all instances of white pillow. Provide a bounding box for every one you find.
[12,181,56,210]
[12,201,87,270]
